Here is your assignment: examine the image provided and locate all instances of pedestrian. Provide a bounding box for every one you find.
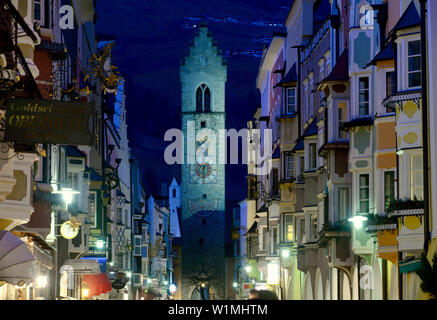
[256,290,278,300]
[248,289,259,300]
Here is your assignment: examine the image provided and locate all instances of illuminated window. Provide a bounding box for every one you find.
[283,214,293,242]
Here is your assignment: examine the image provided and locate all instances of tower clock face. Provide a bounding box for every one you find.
[189,163,218,184]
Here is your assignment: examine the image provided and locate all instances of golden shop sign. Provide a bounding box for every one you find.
[5,99,94,145]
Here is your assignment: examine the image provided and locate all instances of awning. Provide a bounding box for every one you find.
[399,257,421,274]
[83,273,112,297]
[0,230,35,286]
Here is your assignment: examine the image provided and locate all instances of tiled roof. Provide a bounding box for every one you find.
[392,2,420,32]
[272,147,281,159]
[275,63,297,87]
[293,138,304,151]
[90,169,103,182]
[368,42,394,66]
[323,50,348,82]
[65,145,85,158]
[303,120,318,137]
[342,116,374,129]
[247,221,258,234]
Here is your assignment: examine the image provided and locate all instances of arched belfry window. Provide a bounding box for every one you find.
[196,84,211,112]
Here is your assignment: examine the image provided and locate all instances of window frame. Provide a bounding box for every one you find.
[337,186,350,222]
[286,87,296,115]
[359,174,370,213]
[383,69,396,113]
[285,153,294,179]
[407,39,422,89]
[88,191,97,228]
[308,142,317,171]
[33,0,44,25]
[195,84,211,112]
[283,214,294,242]
[383,170,395,211]
[358,76,370,116]
[410,154,423,200]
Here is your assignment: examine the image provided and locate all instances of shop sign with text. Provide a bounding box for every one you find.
[5,99,94,146]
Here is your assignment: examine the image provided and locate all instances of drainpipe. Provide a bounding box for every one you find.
[419,0,430,254]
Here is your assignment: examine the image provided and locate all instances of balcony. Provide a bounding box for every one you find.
[297,242,320,273]
[387,199,424,254]
[295,175,305,184]
[319,221,353,268]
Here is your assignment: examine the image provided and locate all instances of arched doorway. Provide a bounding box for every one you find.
[304,272,313,300]
[191,284,210,300]
[389,261,399,300]
[372,259,383,300]
[325,279,331,300]
[341,270,351,300]
[314,268,324,300]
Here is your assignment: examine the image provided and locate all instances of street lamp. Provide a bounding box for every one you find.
[281,248,290,258]
[53,187,80,206]
[82,284,89,300]
[96,240,105,249]
[348,215,368,229]
[169,284,177,295]
[35,275,47,288]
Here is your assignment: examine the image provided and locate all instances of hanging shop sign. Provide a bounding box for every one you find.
[5,99,94,146]
[60,218,81,240]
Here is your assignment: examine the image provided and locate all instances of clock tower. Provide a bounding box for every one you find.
[180,25,227,300]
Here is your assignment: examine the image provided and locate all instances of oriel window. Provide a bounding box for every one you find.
[196,84,211,112]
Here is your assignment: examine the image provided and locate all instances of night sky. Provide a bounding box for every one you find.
[96,0,291,204]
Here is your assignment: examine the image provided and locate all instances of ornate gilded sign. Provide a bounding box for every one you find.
[5,99,94,145]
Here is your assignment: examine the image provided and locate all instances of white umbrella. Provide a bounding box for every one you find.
[0,231,35,286]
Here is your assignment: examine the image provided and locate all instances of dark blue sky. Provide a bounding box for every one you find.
[96,0,290,202]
